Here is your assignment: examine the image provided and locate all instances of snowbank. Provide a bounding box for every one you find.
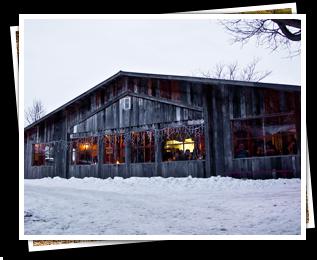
[24,176,301,235]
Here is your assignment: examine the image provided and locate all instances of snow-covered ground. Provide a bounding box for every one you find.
[24,176,301,235]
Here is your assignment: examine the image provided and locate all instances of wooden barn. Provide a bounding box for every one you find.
[24,71,301,179]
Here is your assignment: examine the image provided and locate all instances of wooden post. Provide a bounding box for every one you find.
[221,85,233,173]
[36,125,39,143]
[154,124,162,177]
[63,110,68,179]
[125,102,132,178]
[202,86,213,178]
[295,92,301,154]
[98,135,104,178]
[125,131,131,178]
[65,133,70,179]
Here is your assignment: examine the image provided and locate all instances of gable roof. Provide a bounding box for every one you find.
[24,70,300,131]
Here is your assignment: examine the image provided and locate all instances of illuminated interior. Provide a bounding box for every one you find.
[79,143,90,151]
[104,134,125,164]
[164,138,195,152]
[71,139,98,165]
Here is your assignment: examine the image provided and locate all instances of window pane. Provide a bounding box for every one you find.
[252,138,265,157]
[104,135,115,164]
[44,144,55,165]
[111,134,125,164]
[171,80,181,101]
[32,144,44,166]
[232,118,264,158]
[232,119,263,139]
[264,114,297,156]
[159,80,171,99]
[104,134,125,164]
[264,89,280,114]
[131,131,155,163]
[32,143,55,166]
[285,92,296,112]
[233,137,251,158]
[232,113,298,158]
[71,137,98,165]
[162,126,205,161]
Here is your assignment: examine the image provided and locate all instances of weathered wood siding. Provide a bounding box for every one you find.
[24,74,300,180]
[204,84,301,179]
[68,165,99,178]
[161,161,205,178]
[24,112,68,179]
[230,155,300,179]
[72,96,203,134]
[68,161,205,179]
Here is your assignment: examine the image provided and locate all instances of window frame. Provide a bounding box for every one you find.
[70,137,98,165]
[131,130,155,163]
[162,125,205,162]
[32,142,55,166]
[103,133,126,164]
[231,112,298,159]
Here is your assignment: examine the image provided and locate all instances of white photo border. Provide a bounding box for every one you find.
[180,2,297,14]
[28,240,146,252]
[19,13,306,240]
[307,142,315,228]
[181,3,297,14]
[10,26,18,115]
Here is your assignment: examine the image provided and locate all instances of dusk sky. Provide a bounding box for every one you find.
[23,17,301,117]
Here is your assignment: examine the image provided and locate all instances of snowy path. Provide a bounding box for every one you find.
[24,176,301,235]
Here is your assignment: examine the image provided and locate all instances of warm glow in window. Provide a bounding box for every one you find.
[164,138,195,153]
[162,126,205,162]
[70,137,98,165]
[104,134,125,164]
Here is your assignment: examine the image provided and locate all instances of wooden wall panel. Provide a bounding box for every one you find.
[24,76,300,180]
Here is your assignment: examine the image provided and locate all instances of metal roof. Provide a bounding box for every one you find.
[24,70,300,131]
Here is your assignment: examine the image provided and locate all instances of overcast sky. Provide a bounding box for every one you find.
[24,18,301,115]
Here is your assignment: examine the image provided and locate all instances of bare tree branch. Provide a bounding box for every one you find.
[199,58,272,82]
[213,63,225,79]
[25,99,46,126]
[227,61,238,80]
[271,19,301,41]
[220,19,301,55]
[272,19,301,29]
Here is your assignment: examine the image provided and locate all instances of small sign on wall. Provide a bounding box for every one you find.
[123,96,131,110]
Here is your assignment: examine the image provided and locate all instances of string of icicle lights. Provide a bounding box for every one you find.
[29,123,205,152]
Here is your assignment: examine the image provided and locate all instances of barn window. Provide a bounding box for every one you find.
[147,79,157,97]
[127,78,140,93]
[264,89,280,114]
[151,80,158,97]
[162,126,205,161]
[95,90,104,108]
[104,134,125,164]
[131,131,155,163]
[139,78,148,95]
[70,137,98,165]
[116,78,125,95]
[171,81,181,101]
[285,92,296,112]
[32,143,55,166]
[232,118,263,158]
[159,80,171,99]
[264,114,298,156]
[232,113,298,158]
